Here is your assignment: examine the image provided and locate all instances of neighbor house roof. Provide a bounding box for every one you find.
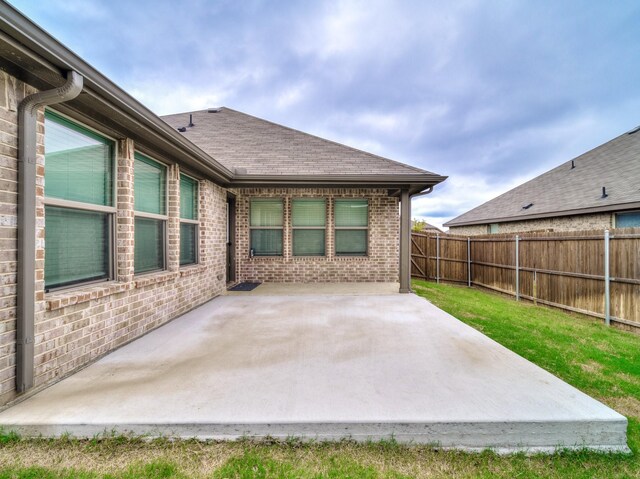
[161,108,441,179]
[445,126,640,227]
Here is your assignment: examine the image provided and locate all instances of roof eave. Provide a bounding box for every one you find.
[230,174,447,190]
[444,201,640,227]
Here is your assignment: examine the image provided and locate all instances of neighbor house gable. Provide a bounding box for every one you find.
[445,127,640,228]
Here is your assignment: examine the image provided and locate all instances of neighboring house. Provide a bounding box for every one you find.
[445,126,640,235]
[0,3,445,406]
[412,220,443,234]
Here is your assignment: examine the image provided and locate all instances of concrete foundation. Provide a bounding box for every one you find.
[0,292,628,453]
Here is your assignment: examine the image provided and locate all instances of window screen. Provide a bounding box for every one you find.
[134,153,166,215]
[616,212,640,228]
[292,199,326,256]
[180,174,199,265]
[44,111,113,206]
[45,206,110,289]
[134,217,164,273]
[334,199,368,256]
[250,199,283,256]
[44,111,115,290]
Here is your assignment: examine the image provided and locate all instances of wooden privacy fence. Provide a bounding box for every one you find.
[411,228,640,330]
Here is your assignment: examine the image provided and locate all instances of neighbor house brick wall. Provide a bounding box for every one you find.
[448,213,614,236]
[0,70,228,407]
[232,188,399,283]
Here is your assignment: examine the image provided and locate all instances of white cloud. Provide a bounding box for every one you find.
[275,82,311,110]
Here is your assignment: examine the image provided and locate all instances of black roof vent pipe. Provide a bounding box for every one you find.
[570,160,575,169]
[601,187,608,198]
[188,114,194,128]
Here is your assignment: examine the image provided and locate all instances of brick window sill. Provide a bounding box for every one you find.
[46,281,132,311]
[179,264,206,277]
[248,256,370,262]
[134,271,180,288]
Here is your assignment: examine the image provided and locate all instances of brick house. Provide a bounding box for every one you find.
[0,4,445,406]
[445,126,640,235]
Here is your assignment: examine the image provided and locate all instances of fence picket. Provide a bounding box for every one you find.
[411,228,640,331]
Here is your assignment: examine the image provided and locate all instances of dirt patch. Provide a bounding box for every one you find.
[604,396,640,419]
[578,360,604,375]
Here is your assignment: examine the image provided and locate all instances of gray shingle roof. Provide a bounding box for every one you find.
[161,108,437,177]
[445,126,640,227]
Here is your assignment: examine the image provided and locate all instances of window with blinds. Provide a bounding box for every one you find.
[179,174,198,265]
[334,199,368,256]
[292,199,326,256]
[134,153,167,273]
[44,111,115,290]
[250,199,283,256]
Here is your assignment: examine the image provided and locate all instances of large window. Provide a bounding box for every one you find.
[334,199,368,256]
[250,199,283,256]
[616,211,640,228]
[134,153,167,273]
[179,174,199,265]
[44,111,115,290]
[292,199,326,256]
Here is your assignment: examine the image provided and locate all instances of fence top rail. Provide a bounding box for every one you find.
[431,236,469,242]
[427,226,640,241]
[417,233,640,241]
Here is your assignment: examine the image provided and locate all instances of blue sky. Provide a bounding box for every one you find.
[10,0,640,229]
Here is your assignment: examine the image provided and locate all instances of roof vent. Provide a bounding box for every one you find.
[601,186,608,198]
[177,127,187,132]
[208,108,221,113]
[570,160,575,169]
[188,114,194,128]
[522,203,533,210]
[628,126,640,135]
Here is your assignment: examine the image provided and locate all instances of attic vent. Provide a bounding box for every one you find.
[177,127,187,132]
[208,108,221,113]
[522,203,533,210]
[628,126,640,135]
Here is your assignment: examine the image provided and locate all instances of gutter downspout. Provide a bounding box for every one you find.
[399,185,435,293]
[17,71,83,393]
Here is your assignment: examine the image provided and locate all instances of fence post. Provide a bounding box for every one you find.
[436,234,440,284]
[467,237,471,287]
[515,235,520,301]
[604,229,610,326]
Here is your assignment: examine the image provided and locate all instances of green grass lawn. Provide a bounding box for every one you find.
[0,280,638,478]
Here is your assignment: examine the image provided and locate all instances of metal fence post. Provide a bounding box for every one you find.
[436,234,440,284]
[515,235,520,301]
[604,229,610,326]
[467,237,471,287]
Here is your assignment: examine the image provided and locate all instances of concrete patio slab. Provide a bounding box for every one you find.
[0,293,628,453]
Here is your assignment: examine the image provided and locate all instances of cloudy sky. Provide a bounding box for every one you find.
[9,0,640,229]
